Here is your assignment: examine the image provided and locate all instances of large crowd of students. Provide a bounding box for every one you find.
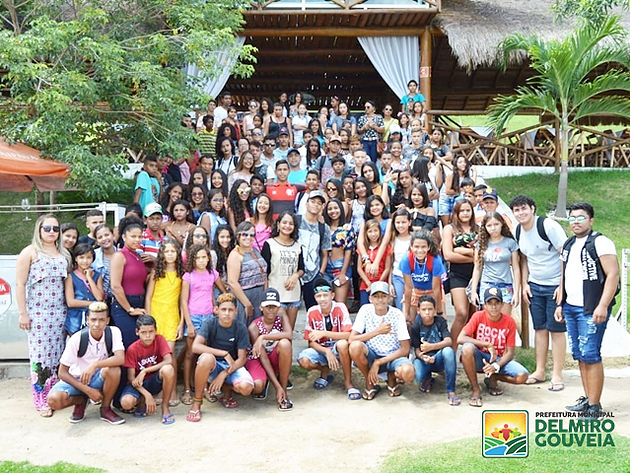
[15,86,620,425]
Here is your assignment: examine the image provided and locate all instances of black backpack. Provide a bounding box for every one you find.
[77,326,114,358]
[515,216,554,251]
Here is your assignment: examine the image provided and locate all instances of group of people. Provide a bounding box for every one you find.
[15,87,620,425]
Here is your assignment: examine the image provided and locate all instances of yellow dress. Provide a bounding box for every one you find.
[151,271,182,342]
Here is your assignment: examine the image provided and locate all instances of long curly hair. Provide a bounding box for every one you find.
[184,225,209,256]
[212,224,235,277]
[186,244,211,273]
[154,240,184,279]
[476,211,514,265]
[228,179,253,228]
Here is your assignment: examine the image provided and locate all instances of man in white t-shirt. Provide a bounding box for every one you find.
[555,202,619,420]
[510,195,567,391]
[349,281,415,400]
[213,91,231,130]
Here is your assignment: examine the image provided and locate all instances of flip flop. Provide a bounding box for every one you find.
[205,389,220,403]
[448,395,461,406]
[347,387,362,401]
[168,399,180,407]
[162,413,175,425]
[186,409,201,422]
[525,376,545,385]
[484,377,503,396]
[252,381,269,400]
[387,384,402,397]
[419,378,435,393]
[362,384,381,401]
[548,382,565,392]
[313,374,334,390]
[278,398,293,411]
[219,397,239,408]
[181,389,193,405]
[133,407,147,418]
[39,408,53,418]
[468,397,483,407]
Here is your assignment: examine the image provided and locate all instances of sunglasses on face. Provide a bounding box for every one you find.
[264,143,276,147]
[314,286,331,293]
[193,234,209,239]
[237,187,251,195]
[42,225,60,233]
[326,187,337,192]
[568,215,588,224]
[239,232,255,238]
[191,192,204,197]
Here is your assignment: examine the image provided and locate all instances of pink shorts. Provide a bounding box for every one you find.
[245,346,280,383]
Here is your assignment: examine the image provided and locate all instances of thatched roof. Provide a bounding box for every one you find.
[435,0,630,72]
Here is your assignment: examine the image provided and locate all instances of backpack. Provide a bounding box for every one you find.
[515,216,554,251]
[78,326,113,358]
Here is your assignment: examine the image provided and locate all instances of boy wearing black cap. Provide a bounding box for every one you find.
[458,286,529,407]
[246,289,294,411]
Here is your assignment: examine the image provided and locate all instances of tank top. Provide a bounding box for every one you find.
[265,238,302,303]
[450,230,477,279]
[247,315,284,359]
[239,249,267,290]
[268,117,288,138]
[121,246,147,295]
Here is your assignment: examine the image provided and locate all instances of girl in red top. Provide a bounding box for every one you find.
[357,219,392,306]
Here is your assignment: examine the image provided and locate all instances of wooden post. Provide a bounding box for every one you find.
[521,301,530,349]
[420,28,432,132]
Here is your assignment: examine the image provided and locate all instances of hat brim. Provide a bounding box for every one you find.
[484,296,502,303]
[261,301,281,307]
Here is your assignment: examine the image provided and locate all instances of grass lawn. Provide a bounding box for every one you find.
[381,435,630,473]
[0,461,103,473]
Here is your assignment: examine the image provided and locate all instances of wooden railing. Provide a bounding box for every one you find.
[248,0,439,10]
[429,113,630,168]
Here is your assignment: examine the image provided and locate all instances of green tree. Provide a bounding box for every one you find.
[553,0,630,25]
[487,16,630,218]
[0,0,255,197]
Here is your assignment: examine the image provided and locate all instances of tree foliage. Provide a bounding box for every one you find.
[487,16,630,217]
[553,0,630,25]
[0,0,255,197]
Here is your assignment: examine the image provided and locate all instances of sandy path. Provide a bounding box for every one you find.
[1,370,628,472]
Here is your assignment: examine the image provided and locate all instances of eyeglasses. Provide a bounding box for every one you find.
[211,198,224,203]
[191,192,204,197]
[42,225,60,233]
[239,232,255,238]
[568,215,588,224]
[237,187,251,195]
[326,187,337,192]
[253,131,263,135]
[314,286,331,293]
[384,108,392,112]
[193,234,209,239]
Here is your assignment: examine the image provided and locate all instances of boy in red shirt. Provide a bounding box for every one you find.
[120,315,176,424]
[458,286,529,407]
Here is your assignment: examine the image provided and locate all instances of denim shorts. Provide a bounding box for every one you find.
[438,194,456,216]
[297,344,340,366]
[121,374,163,399]
[50,369,105,397]
[463,343,529,377]
[480,281,514,304]
[325,257,351,284]
[365,346,413,373]
[563,303,609,363]
[281,301,301,309]
[529,282,566,332]
[184,314,213,336]
[207,359,254,387]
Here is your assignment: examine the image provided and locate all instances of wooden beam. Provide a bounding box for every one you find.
[248,63,374,73]
[255,49,364,58]
[420,28,432,131]
[242,26,425,37]
[243,8,437,15]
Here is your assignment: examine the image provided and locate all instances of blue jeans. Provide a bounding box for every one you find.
[413,346,457,393]
[563,303,609,363]
[392,274,404,310]
[362,139,378,163]
[529,282,566,332]
[360,290,370,306]
[50,369,105,397]
[463,343,529,377]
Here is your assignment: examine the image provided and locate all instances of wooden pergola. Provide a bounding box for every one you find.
[227,0,534,111]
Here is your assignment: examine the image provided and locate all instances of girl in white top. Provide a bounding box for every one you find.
[388,209,412,310]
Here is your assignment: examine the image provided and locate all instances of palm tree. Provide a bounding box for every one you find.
[487,16,630,217]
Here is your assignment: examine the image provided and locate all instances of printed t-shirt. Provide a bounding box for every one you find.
[410,316,450,356]
[352,304,409,356]
[303,301,352,348]
[399,254,446,291]
[462,309,516,357]
[124,334,171,378]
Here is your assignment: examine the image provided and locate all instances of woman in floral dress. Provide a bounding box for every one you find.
[16,214,70,417]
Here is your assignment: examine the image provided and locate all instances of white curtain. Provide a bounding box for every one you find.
[357,36,419,99]
[185,36,246,99]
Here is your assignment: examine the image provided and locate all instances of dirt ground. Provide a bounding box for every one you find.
[1,368,628,473]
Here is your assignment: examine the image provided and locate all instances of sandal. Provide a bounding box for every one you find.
[133,407,147,418]
[525,376,545,385]
[252,381,269,400]
[168,399,180,407]
[219,397,239,408]
[347,387,362,401]
[313,374,334,390]
[468,396,483,407]
[448,395,461,406]
[181,389,193,405]
[419,378,435,393]
[38,408,53,418]
[278,398,293,411]
[387,384,402,397]
[186,409,201,422]
[548,383,565,392]
[162,413,175,425]
[204,389,220,403]
[362,384,381,401]
[484,377,503,396]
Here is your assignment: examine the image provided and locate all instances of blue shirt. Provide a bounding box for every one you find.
[135,170,160,212]
[399,253,446,291]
